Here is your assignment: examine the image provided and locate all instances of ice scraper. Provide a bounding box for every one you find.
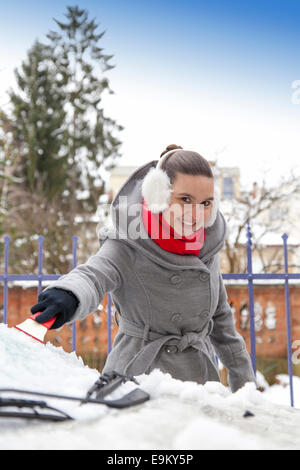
[14,312,57,344]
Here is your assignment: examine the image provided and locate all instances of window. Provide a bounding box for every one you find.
[223,177,234,199]
[269,207,288,221]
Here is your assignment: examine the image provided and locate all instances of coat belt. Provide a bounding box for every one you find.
[118,315,219,380]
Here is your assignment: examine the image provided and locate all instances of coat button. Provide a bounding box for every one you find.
[170,274,181,284]
[199,272,209,281]
[165,345,178,354]
[171,313,182,323]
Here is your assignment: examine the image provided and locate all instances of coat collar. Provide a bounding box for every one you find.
[98,161,227,272]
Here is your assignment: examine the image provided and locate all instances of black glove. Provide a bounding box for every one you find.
[30,288,80,329]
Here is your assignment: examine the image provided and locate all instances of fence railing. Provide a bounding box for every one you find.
[222,225,300,407]
[0,235,79,352]
[1,223,299,407]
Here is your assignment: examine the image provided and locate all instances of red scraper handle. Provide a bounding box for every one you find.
[30,312,57,330]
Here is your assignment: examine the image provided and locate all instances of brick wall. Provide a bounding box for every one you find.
[0,286,116,359]
[227,283,300,358]
[1,283,299,362]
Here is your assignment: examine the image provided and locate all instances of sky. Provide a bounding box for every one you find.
[1,0,300,187]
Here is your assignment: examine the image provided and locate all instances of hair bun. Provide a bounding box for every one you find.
[160,144,183,158]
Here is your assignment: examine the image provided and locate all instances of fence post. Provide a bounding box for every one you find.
[246,222,256,375]
[282,233,294,407]
[3,236,10,325]
[72,236,78,353]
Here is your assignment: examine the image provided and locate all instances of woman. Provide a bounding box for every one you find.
[31,144,256,392]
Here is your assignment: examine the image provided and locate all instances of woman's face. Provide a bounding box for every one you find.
[162,172,214,237]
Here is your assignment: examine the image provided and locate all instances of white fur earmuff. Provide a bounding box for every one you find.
[141,148,220,228]
[141,149,177,213]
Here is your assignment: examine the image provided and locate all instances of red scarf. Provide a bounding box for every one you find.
[142,198,205,256]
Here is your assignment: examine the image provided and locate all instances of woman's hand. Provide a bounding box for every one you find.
[30,288,79,329]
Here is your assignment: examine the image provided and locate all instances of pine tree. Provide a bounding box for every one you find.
[8,40,68,199]
[4,4,123,213]
[0,5,123,273]
[46,5,124,216]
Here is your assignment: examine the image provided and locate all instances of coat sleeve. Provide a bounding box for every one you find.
[43,240,130,323]
[209,273,257,392]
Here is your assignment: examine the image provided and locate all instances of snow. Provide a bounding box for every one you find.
[1,323,300,450]
[223,279,300,286]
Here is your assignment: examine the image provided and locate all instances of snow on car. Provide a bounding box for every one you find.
[1,323,300,450]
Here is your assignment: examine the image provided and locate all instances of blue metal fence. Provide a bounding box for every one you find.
[1,235,79,352]
[222,225,300,407]
[1,223,299,406]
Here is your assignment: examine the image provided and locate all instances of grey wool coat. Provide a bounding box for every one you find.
[46,160,256,392]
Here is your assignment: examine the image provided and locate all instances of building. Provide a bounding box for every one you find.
[108,162,241,201]
[97,161,299,275]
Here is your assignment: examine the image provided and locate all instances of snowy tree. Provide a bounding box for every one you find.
[4,40,69,200]
[0,5,123,273]
[45,4,124,216]
[220,167,300,273]
[0,112,23,264]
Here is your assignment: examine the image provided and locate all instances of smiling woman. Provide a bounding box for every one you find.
[30,143,256,393]
[164,172,214,236]
[141,144,219,235]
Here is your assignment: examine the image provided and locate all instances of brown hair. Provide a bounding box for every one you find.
[160,144,213,183]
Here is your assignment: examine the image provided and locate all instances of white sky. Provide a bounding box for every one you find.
[100,71,300,188]
[1,39,300,191]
